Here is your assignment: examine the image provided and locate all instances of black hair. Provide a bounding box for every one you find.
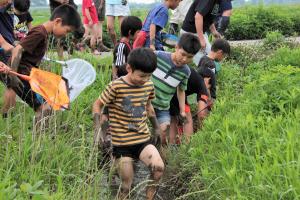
[121,16,142,37]
[14,0,30,13]
[177,33,201,55]
[73,26,85,39]
[128,48,157,73]
[50,4,82,30]
[211,39,231,55]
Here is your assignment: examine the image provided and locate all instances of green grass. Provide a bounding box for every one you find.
[1,6,300,200]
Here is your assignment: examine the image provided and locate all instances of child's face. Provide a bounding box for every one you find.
[0,0,11,8]
[215,50,226,62]
[173,46,194,66]
[168,0,181,10]
[126,65,152,86]
[53,18,74,38]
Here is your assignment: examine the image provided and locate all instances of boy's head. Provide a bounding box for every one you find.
[173,33,200,66]
[126,48,157,85]
[121,16,142,40]
[211,39,230,61]
[14,0,30,14]
[166,0,181,10]
[50,4,82,38]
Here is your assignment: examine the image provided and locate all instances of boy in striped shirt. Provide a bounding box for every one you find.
[151,33,201,145]
[93,48,164,200]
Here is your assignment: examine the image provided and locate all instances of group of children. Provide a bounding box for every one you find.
[0,0,231,199]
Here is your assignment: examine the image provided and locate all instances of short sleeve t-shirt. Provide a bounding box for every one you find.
[98,78,155,146]
[197,56,217,99]
[18,25,48,75]
[0,4,14,45]
[182,0,220,33]
[151,51,191,110]
[14,12,33,38]
[113,40,131,77]
[142,4,168,37]
[170,67,209,116]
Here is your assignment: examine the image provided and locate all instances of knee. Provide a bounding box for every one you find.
[107,25,114,33]
[150,162,165,181]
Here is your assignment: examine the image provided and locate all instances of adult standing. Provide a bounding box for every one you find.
[106,0,130,47]
[181,0,222,65]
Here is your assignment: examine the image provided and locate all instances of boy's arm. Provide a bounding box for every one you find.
[146,99,161,146]
[149,24,156,51]
[10,44,24,71]
[177,87,186,121]
[92,99,105,145]
[0,34,13,53]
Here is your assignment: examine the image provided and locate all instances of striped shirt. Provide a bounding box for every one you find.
[151,51,191,110]
[113,41,131,68]
[99,78,155,146]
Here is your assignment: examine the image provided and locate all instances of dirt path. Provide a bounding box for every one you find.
[229,36,300,46]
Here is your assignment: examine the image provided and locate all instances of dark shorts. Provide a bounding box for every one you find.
[169,96,190,116]
[0,73,44,111]
[97,4,106,21]
[112,141,151,159]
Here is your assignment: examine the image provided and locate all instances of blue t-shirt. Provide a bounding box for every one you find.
[0,4,14,45]
[142,3,168,35]
[106,0,122,5]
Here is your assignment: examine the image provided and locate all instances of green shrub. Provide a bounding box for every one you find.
[263,31,286,49]
[226,5,300,40]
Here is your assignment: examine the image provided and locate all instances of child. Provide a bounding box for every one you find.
[151,33,201,145]
[169,67,209,144]
[82,0,100,55]
[13,0,33,42]
[7,5,81,121]
[93,48,164,200]
[112,16,142,80]
[197,38,230,101]
[134,0,180,50]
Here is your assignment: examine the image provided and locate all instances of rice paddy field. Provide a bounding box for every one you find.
[0,5,300,200]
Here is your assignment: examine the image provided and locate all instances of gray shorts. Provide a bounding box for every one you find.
[105,4,130,16]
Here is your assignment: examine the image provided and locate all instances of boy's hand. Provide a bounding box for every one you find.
[178,112,187,125]
[0,62,11,74]
[93,113,104,146]
[88,20,93,27]
[212,31,222,39]
[151,128,161,148]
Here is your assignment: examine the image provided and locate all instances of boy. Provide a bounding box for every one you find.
[13,0,33,42]
[7,5,81,121]
[151,33,200,145]
[197,38,230,101]
[112,16,142,80]
[93,48,164,200]
[135,0,180,51]
[169,67,209,144]
[82,0,100,55]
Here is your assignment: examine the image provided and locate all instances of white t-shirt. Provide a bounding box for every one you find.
[106,0,122,5]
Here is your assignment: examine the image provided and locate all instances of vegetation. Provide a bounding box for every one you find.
[1,5,300,200]
[225,5,300,40]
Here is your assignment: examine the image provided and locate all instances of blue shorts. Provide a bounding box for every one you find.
[154,108,171,125]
